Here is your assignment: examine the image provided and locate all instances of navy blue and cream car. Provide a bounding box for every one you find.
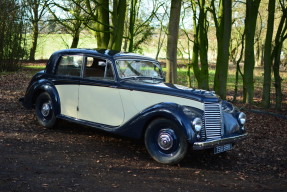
[22,49,247,164]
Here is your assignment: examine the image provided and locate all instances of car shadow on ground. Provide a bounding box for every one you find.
[41,119,240,172]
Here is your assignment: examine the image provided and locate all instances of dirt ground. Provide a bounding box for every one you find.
[0,67,287,192]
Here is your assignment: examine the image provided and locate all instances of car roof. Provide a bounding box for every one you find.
[51,48,155,61]
[46,48,158,74]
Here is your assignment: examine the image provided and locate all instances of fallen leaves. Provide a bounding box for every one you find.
[0,66,287,191]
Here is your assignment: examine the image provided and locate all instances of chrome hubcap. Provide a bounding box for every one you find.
[41,102,51,117]
[157,129,174,151]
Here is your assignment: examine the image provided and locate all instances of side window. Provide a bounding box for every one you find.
[56,55,83,77]
[84,57,114,80]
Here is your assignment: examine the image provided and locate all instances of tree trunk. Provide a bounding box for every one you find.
[262,0,275,108]
[29,20,39,61]
[165,0,182,84]
[128,0,137,52]
[271,3,287,110]
[70,34,79,49]
[155,23,165,60]
[185,37,192,88]
[197,0,209,90]
[70,27,80,48]
[191,5,200,87]
[243,0,261,104]
[29,1,39,61]
[186,64,192,87]
[213,0,232,99]
[255,41,264,67]
[233,31,245,102]
[96,0,110,49]
[273,43,283,110]
[191,35,200,86]
[109,0,126,51]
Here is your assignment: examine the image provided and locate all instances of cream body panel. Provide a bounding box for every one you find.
[120,89,204,123]
[55,85,79,118]
[78,85,124,126]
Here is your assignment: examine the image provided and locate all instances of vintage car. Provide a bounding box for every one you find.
[21,49,247,164]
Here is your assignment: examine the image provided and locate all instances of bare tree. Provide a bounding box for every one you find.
[25,0,49,61]
[48,0,85,48]
[127,0,161,52]
[154,4,168,60]
[230,29,245,102]
[69,0,127,51]
[179,3,193,87]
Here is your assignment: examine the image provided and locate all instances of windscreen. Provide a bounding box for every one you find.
[115,60,163,79]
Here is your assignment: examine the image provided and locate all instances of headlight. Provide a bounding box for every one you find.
[238,112,246,125]
[192,118,203,132]
[182,106,203,132]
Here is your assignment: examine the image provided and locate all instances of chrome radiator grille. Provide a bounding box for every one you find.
[204,102,223,141]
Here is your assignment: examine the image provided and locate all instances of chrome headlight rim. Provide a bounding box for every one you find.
[238,112,246,125]
[192,117,203,132]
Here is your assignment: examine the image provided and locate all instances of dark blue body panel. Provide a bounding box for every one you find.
[23,71,61,115]
[118,81,219,103]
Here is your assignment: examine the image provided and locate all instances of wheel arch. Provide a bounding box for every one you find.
[29,82,61,116]
[136,103,195,142]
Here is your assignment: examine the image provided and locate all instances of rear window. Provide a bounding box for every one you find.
[56,55,83,77]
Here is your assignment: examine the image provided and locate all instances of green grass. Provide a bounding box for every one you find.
[26,33,166,60]
[26,34,97,60]
[175,67,287,101]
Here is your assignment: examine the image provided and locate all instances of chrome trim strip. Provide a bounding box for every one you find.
[193,133,248,150]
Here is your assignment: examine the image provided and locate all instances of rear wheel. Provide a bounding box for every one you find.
[144,118,188,164]
[35,92,57,128]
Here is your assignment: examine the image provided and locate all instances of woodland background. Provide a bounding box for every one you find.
[1,1,287,191]
[0,0,287,109]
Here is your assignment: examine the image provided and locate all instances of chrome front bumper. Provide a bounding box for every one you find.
[193,133,248,150]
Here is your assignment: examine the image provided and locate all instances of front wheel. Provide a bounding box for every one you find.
[35,92,57,128]
[144,118,188,164]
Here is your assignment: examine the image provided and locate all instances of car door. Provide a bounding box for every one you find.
[54,55,83,118]
[78,56,125,127]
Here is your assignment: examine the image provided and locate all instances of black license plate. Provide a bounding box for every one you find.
[214,144,232,154]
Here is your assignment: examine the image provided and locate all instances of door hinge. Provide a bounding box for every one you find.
[77,106,79,111]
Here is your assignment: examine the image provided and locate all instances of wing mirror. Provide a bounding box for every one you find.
[98,61,107,67]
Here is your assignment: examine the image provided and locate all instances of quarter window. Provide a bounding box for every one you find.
[56,55,83,77]
[84,57,114,80]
